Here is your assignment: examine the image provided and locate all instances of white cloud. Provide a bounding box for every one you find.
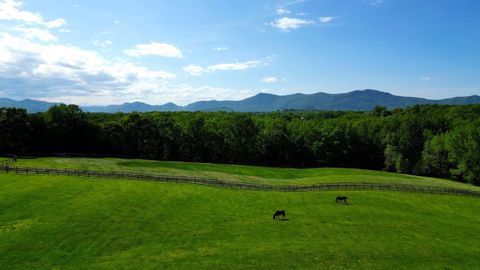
[0,33,176,103]
[0,0,43,24]
[420,76,431,81]
[319,16,334,24]
[12,26,57,41]
[182,65,205,76]
[213,46,228,51]
[45,18,65,28]
[0,0,66,28]
[124,42,183,58]
[261,76,278,83]
[183,58,272,76]
[210,60,266,71]
[270,17,314,31]
[0,1,261,106]
[40,84,258,106]
[276,8,290,15]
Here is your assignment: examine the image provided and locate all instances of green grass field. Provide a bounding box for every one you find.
[14,157,480,190]
[1,158,480,269]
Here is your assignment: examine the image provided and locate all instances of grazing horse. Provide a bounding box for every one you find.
[336,196,348,204]
[273,210,286,220]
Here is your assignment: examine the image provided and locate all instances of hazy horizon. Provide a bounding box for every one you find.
[2,88,480,107]
[0,0,479,106]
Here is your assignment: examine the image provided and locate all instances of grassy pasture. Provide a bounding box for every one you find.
[14,157,480,190]
[2,158,480,269]
[0,173,479,269]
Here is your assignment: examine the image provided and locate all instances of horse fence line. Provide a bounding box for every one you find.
[0,165,479,198]
[0,155,17,167]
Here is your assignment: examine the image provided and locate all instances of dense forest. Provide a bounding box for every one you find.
[1,104,479,185]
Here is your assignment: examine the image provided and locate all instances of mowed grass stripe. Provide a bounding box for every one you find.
[0,174,479,269]
[3,166,480,198]
[14,157,480,191]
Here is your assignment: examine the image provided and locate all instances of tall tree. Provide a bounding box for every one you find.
[0,108,31,154]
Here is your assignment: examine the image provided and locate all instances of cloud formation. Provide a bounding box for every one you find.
[0,33,177,102]
[261,76,278,83]
[319,16,334,24]
[124,42,183,58]
[183,58,272,76]
[270,17,314,31]
[214,46,229,51]
[45,18,66,28]
[0,0,269,105]
[276,8,290,15]
[12,26,57,41]
[0,0,66,28]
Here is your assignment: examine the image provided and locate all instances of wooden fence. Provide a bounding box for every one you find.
[1,165,479,198]
[0,155,17,167]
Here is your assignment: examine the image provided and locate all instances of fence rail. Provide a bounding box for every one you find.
[0,155,17,167]
[1,165,479,198]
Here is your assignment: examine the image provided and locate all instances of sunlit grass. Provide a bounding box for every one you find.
[14,157,480,190]
[0,174,479,269]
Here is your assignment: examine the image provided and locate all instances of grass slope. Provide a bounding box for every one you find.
[1,174,479,269]
[15,157,480,190]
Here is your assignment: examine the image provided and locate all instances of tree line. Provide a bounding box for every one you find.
[1,104,479,185]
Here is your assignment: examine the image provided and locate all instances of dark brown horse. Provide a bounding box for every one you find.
[336,196,348,204]
[273,210,286,220]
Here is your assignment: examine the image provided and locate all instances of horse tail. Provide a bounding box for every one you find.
[273,214,276,220]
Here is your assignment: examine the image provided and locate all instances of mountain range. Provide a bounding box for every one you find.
[1,89,479,113]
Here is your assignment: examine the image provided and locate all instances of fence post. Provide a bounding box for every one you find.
[6,165,480,198]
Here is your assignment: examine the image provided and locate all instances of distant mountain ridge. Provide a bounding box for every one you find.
[0,98,59,113]
[1,89,479,113]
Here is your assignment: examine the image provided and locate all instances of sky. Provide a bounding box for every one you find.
[0,0,479,105]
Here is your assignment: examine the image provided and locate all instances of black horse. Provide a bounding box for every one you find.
[273,210,286,220]
[336,196,348,204]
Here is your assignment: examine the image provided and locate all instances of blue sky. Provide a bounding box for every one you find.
[0,0,479,105]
